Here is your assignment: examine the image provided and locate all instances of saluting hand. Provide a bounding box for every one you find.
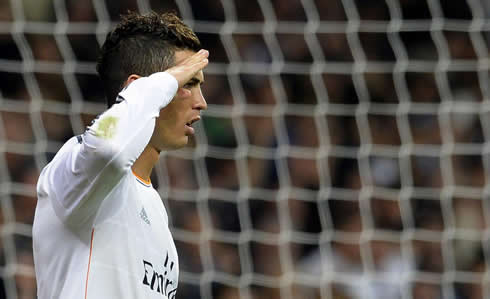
[166,49,209,88]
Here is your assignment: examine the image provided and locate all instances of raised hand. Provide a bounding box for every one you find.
[166,49,209,88]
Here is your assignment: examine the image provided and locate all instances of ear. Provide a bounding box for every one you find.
[123,74,141,88]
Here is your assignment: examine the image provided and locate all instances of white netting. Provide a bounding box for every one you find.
[0,0,489,298]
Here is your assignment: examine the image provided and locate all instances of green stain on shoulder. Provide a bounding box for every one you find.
[95,116,119,139]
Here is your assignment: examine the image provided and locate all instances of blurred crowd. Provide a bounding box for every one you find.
[0,0,489,298]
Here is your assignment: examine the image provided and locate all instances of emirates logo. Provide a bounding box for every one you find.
[142,253,177,298]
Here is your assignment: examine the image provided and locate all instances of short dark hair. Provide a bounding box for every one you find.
[96,11,201,107]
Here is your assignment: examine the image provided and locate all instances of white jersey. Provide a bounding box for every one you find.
[33,72,180,299]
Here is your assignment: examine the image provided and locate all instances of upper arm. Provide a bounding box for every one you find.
[38,136,125,227]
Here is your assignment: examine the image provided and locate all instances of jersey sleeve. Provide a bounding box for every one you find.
[37,72,178,227]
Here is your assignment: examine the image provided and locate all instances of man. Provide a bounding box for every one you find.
[32,12,208,299]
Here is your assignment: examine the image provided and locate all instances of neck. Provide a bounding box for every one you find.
[132,145,160,184]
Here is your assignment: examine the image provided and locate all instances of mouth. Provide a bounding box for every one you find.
[186,117,200,128]
[185,117,200,134]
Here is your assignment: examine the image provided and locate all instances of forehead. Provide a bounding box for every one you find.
[174,49,195,63]
[174,50,204,81]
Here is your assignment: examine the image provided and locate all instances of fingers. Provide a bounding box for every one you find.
[180,49,208,66]
[166,49,209,88]
[185,49,209,70]
[194,57,208,71]
[193,49,209,60]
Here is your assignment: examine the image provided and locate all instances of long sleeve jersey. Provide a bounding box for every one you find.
[33,72,180,299]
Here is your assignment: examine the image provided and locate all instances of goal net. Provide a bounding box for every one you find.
[0,0,489,298]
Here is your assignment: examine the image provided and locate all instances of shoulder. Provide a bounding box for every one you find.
[58,135,82,154]
[45,135,79,162]
[38,136,81,178]
[37,136,79,194]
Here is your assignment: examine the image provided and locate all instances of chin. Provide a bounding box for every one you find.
[178,136,189,147]
[164,137,189,150]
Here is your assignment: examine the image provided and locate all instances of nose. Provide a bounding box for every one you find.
[194,89,207,111]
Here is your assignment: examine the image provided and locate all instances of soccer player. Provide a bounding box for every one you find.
[32,12,208,299]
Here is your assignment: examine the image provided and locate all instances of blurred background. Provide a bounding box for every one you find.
[0,0,490,298]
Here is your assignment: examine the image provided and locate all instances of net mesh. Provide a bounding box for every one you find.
[0,0,489,298]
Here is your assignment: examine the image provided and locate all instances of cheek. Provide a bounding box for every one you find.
[156,110,183,135]
[156,99,190,133]
[177,88,192,98]
[156,117,177,136]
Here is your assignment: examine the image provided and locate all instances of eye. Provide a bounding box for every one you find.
[183,79,201,89]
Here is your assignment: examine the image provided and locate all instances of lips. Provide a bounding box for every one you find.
[186,116,200,128]
[185,116,200,134]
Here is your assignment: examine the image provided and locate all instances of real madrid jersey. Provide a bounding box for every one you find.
[33,72,180,299]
